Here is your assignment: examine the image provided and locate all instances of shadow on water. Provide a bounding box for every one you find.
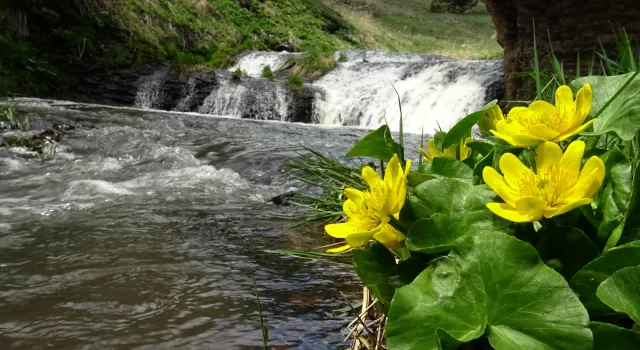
[0,100,422,349]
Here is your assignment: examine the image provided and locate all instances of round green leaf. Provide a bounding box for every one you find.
[570,241,640,317]
[590,322,640,350]
[345,125,400,162]
[596,265,640,324]
[387,232,592,350]
[352,242,396,307]
[536,226,600,279]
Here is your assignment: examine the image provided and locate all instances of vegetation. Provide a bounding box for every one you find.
[286,74,304,93]
[0,0,358,96]
[338,52,348,62]
[517,27,640,103]
[290,49,337,78]
[0,102,30,131]
[321,0,502,59]
[261,65,274,80]
[286,31,640,347]
[231,68,248,81]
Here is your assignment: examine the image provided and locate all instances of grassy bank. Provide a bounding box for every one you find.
[0,0,359,96]
[321,0,502,59]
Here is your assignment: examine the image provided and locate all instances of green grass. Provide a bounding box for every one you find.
[261,65,275,80]
[286,74,305,93]
[287,147,366,225]
[0,0,359,96]
[291,50,337,78]
[321,0,502,59]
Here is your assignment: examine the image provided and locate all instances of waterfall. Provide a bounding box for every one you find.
[132,50,504,132]
[134,67,169,109]
[312,50,503,133]
[198,76,291,121]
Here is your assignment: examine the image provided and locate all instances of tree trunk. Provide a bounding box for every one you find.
[481,0,640,105]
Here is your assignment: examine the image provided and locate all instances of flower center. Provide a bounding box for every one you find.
[517,165,576,206]
[512,109,567,132]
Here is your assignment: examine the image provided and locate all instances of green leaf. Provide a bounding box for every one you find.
[536,226,600,279]
[590,322,640,350]
[595,148,633,247]
[620,164,640,245]
[386,232,592,350]
[410,178,505,221]
[352,242,396,307]
[440,100,497,151]
[388,255,430,289]
[596,265,640,324]
[570,241,640,317]
[407,171,435,187]
[345,125,400,162]
[432,130,447,153]
[473,150,494,185]
[571,72,640,141]
[423,157,473,181]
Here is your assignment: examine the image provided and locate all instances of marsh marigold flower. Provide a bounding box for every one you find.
[419,137,472,163]
[482,141,605,223]
[478,104,505,134]
[325,154,411,253]
[492,84,595,147]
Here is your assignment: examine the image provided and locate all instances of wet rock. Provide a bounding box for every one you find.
[52,123,75,132]
[269,191,297,206]
[0,129,60,154]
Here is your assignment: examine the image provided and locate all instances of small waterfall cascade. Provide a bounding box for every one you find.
[132,50,504,132]
[133,67,169,109]
[312,50,504,133]
[229,51,301,77]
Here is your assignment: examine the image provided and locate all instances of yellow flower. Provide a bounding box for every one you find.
[482,141,605,223]
[478,104,505,133]
[325,154,411,253]
[419,137,473,163]
[492,84,595,147]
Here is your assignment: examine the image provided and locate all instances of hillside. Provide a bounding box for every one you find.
[0,0,501,96]
[323,0,501,59]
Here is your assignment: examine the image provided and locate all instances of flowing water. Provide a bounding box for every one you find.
[134,50,504,133]
[0,99,423,349]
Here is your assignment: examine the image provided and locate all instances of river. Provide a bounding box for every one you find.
[0,99,426,349]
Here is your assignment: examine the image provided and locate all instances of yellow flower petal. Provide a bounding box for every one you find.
[373,225,406,249]
[515,196,545,216]
[511,134,546,147]
[482,166,519,207]
[499,153,534,188]
[325,222,360,238]
[554,118,597,142]
[527,124,560,141]
[343,199,364,218]
[570,84,593,129]
[344,188,365,205]
[419,147,433,162]
[490,129,518,146]
[326,244,352,253]
[566,156,606,199]
[544,198,592,218]
[345,228,379,248]
[536,142,563,178]
[559,140,585,181]
[427,139,439,158]
[555,85,575,118]
[529,100,556,118]
[506,107,536,126]
[362,166,382,189]
[487,202,542,223]
[384,154,406,214]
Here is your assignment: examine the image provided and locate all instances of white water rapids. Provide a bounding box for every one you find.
[133,50,503,134]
